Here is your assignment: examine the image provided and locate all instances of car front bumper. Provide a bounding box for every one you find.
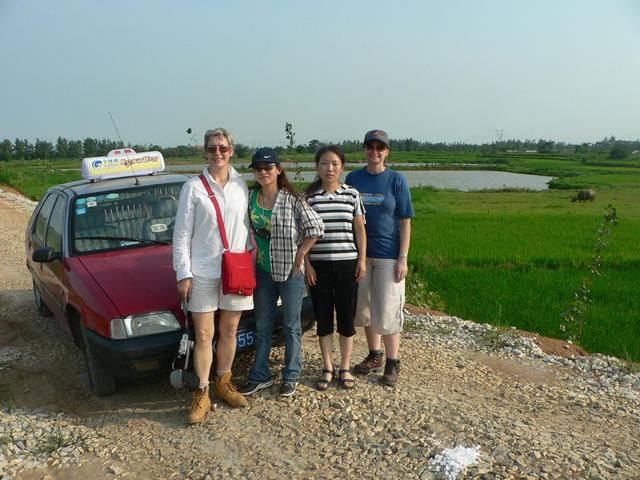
[85,296,315,378]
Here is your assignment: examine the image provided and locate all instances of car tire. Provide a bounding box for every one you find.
[78,321,117,396]
[32,280,53,317]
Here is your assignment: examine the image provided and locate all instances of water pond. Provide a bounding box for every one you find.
[166,165,553,191]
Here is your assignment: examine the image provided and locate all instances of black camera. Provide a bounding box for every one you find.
[254,227,271,240]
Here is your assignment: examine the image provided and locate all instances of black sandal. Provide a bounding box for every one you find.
[338,369,355,390]
[316,368,334,391]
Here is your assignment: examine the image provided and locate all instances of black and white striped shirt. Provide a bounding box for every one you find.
[306,184,364,261]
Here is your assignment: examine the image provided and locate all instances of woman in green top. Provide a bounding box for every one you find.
[239,147,324,398]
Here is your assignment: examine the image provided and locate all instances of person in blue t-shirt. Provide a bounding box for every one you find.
[345,129,414,387]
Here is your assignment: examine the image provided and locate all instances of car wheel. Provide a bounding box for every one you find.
[32,280,52,317]
[78,321,116,396]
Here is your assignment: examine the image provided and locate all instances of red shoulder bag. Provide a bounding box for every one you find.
[199,175,256,296]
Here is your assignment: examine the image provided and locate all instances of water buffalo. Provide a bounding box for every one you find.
[572,189,596,202]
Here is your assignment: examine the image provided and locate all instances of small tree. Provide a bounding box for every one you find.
[56,136,69,158]
[285,122,295,151]
[560,205,617,343]
[536,139,555,154]
[0,139,13,161]
[609,144,631,160]
[285,121,303,183]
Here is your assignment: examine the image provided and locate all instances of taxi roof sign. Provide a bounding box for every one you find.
[81,151,165,181]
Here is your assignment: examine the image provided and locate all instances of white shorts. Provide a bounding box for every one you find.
[355,258,405,335]
[188,276,254,313]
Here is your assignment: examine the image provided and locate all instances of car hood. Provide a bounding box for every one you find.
[77,246,179,318]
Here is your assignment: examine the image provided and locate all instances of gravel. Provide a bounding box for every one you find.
[1,187,639,479]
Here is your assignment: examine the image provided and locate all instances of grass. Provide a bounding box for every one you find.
[0,160,80,200]
[2,151,639,360]
[409,185,640,361]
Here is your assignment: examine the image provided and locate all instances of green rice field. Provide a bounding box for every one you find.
[409,185,640,362]
[2,152,639,361]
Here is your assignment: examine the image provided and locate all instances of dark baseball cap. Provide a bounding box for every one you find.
[250,147,281,167]
[363,129,389,148]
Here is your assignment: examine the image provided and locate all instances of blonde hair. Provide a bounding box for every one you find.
[204,128,235,150]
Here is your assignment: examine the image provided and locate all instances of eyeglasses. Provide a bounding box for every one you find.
[253,164,277,173]
[207,145,231,154]
[365,143,387,152]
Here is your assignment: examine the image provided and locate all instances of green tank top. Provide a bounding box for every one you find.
[249,189,273,272]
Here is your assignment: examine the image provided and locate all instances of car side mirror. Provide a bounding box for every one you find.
[32,246,59,263]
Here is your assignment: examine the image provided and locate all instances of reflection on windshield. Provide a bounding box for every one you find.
[72,183,183,253]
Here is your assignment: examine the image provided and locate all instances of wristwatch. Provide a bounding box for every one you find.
[398,253,408,260]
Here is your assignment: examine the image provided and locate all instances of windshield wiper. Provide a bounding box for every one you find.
[74,236,170,245]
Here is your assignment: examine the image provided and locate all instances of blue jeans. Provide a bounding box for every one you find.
[249,267,306,384]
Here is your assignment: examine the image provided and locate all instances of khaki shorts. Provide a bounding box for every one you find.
[188,276,254,313]
[355,258,405,335]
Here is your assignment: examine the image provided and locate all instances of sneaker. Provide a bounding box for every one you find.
[353,351,384,375]
[239,379,274,396]
[187,386,212,424]
[379,358,400,387]
[215,372,248,408]
[279,381,298,397]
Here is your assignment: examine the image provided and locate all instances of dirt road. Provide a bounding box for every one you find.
[1,188,639,479]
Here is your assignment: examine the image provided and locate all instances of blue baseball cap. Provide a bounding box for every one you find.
[250,147,281,167]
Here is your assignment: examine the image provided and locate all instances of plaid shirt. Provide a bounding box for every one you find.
[267,190,324,282]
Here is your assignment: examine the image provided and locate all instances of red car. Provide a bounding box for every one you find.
[26,158,313,395]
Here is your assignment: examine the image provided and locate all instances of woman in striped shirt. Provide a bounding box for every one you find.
[305,145,367,390]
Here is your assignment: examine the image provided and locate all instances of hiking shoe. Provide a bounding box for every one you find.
[187,386,212,424]
[379,358,400,387]
[279,382,298,397]
[353,351,384,375]
[215,372,248,408]
[239,379,274,396]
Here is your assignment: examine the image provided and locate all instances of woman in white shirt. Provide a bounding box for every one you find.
[173,127,252,424]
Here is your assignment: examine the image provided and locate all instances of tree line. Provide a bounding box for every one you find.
[1,135,638,162]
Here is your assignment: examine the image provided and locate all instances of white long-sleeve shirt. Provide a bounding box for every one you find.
[173,166,250,281]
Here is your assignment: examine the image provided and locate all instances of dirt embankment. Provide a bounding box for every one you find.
[1,188,639,480]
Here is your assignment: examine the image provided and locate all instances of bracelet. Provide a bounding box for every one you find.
[398,254,408,260]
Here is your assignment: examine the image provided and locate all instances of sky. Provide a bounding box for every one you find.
[1,0,640,148]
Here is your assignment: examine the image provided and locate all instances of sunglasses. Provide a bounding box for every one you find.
[253,164,277,173]
[365,143,387,152]
[207,145,231,154]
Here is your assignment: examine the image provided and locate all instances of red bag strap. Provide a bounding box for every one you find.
[199,174,229,251]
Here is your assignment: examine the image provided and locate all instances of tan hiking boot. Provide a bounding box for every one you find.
[187,386,212,424]
[215,372,248,408]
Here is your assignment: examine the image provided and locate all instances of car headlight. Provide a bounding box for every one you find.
[110,311,181,339]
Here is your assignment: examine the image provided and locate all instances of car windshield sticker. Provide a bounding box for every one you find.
[106,193,119,200]
[150,223,168,233]
[76,208,87,215]
[76,198,87,205]
[96,195,106,202]
[86,200,97,208]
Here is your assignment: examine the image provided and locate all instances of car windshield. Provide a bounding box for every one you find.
[72,182,184,254]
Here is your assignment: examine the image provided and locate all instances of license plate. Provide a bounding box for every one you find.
[236,330,255,349]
